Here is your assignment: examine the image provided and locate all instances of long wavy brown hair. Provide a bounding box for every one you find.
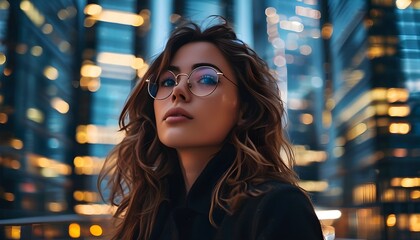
[98,16,301,240]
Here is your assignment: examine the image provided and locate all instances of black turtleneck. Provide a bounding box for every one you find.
[148,144,235,240]
[144,144,324,240]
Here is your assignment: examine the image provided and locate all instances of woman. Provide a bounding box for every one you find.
[98,16,324,240]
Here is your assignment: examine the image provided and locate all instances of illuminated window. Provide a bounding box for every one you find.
[371,88,387,101]
[353,183,376,204]
[410,214,420,232]
[388,105,410,117]
[0,112,8,124]
[73,156,105,175]
[368,45,385,58]
[347,122,367,141]
[43,66,59,80]
[393,148,408,157]
[0,53,6,65]
[90,225,103,237]
[30,46,43,56]
[391,177,420,188]
[321,23,333,39]
[389,122,410,134]
[411,190,420,200]
[387,214,396,227]
[387,88,409,103]
[76,124,124,145]
[51,97,69,114]
[396,0,412,9]
[84,4,144,27]
[382,189,395,202]
[5,226,21,239]
[298,180,328,192]
[300,113,313,124]
[68,223,81,238]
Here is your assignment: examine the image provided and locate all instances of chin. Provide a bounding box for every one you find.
[157,131,228,150]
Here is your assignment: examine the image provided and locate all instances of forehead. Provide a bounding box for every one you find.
[170,42,230,70]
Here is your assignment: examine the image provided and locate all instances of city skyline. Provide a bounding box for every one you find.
[0,0,419,239]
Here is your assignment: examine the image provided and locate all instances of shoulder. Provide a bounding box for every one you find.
[249,181,324,239]
[247,181,314,216]
[228,180,317,223]
[217,181,324,239]
[254,180,304,194]
[255,181,310,204]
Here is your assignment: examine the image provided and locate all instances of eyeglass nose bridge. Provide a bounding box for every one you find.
[173,72,192,89]
[173,72,189,85]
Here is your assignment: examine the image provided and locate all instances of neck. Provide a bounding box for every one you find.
[177,146,222,192]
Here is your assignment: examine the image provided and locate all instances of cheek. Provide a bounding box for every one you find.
[219,93,240,116]
[203,95,239,133]
[154,101,165,131]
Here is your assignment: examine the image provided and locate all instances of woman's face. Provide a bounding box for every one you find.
[154,41,239,151]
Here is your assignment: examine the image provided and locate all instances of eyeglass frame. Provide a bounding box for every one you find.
[145,65,238,100]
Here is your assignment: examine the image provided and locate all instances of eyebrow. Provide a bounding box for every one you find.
[168,63,224,73]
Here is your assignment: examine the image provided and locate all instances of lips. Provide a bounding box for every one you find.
[163,107,193,121]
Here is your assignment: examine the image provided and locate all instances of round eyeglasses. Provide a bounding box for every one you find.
[146,66,237,100]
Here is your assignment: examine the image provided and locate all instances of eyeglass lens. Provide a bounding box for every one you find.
[148,66,220,99]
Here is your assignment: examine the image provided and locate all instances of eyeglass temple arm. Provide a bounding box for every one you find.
[217,73,238,87]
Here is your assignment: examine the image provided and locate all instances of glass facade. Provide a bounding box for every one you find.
[74,0,138,217]
[0,0,84,217]
[265,0,327,203]
[320,0,420,239]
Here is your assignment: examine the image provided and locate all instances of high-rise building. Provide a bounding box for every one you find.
[265,0,328,203]
[10,0,420,239]
[0,0,136,237]
[320,0,420,239]
[0,0,84,219]
[74,0,140,218]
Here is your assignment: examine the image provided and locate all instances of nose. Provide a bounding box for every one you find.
[171,74,191,102]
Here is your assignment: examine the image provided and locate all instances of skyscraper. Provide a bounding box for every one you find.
[320,0,420,239]
[0,0,84,219]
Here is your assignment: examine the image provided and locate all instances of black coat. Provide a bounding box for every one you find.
[144,145,324,240]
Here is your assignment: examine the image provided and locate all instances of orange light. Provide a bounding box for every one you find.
[387,214,396,227]
[389,123,410,134]
[90,225,103,236]
[68,223,81,238]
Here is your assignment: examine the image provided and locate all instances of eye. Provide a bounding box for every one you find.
[159,78,176,87]
[158,71,176,87]
[197,74,218,85]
